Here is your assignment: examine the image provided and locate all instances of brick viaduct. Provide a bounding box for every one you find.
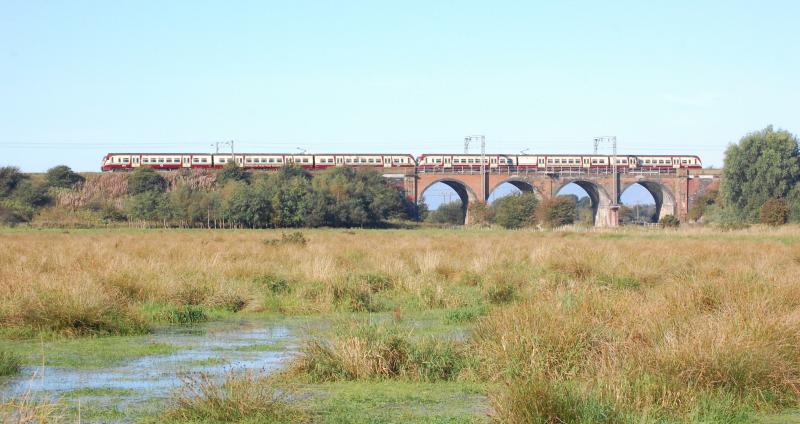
[388,168,721,226]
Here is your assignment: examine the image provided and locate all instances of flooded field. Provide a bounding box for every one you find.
[0,320,297,420]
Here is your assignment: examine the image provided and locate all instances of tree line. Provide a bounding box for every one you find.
[0,163,417,228]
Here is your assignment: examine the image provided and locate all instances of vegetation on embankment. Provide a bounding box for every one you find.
[4,227,800,422]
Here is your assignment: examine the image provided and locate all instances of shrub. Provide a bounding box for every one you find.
[45,165,84,189]
[539,196,577,228]
[216,162,250,185]
[127,167,168,195]
[0,351,22,376]
[253,274,292,293]
[659,214,680,228]
[759,198,789,226]
[263,231,308,246]
[493,193,539,229]
[425,201,465,225]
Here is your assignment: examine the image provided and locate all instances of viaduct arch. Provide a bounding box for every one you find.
[406,169,719,227]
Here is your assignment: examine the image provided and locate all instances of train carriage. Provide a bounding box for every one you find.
[103,152,702,172]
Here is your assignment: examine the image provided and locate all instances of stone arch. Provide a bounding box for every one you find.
[555,180,615,227]
[488,178,543,202]
[622,180,676,221]
[418,178,480,224]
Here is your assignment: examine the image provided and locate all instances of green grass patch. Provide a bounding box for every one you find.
[0,335,177,368]
[303,381,489,423]
[62,387,136,398]
[443,306,488,324]
[0,350,22,376]
[231,342,288,352]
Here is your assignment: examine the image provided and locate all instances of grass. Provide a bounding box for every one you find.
[0,351,22,376]
[160,371,308,424]
[290,320,471,383]
[0,336,176,368]
[4,226,800,422]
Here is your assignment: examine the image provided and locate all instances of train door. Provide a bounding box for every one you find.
[183,156,190,168]
[237,156,244,166]
[133,156,140,168]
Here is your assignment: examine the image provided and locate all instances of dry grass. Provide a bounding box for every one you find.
[164,370,307,423]
[2,226,800,421]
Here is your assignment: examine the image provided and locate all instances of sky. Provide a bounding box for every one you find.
[1,1,798,183]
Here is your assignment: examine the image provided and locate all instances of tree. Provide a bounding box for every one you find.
[722,126,800,221]
[268,165,313,227]
[426,201,465,225]
[222,182,272,228]
[492,193,539,229]
[45,165,85,189]
[217,162,250,185]
[128,168,167,195]
[688,188,719,222]
[0,166,27,198]
[539,196,576,228]
[127,191,170,223]
[759,198,789,226]
[311,167,405,227]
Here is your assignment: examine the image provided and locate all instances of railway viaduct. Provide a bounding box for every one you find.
[391,168,721,226]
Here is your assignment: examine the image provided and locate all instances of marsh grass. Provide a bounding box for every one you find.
[291,320,470,383]
[164,371,307,423]
[0,351,21,376]
[4,227,800,421]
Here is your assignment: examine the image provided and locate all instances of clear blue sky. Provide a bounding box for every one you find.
[1,0,798,173]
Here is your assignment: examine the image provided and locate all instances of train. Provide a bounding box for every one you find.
[101,152,702,171]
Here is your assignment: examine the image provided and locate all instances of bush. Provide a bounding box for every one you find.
[425,201,465,225]
[493,193,539,229]
[659,214,680,228]
[45,165,84,189]
[759,198,789,226]
[0,351,22,376]
[216,162,250,185]
[263,232,308,246]
[253,274,292,294]
[539,196,577,228]
[127,167,167,195]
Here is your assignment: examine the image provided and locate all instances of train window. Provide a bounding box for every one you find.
[681,159,687,163]
[547,159,553,163]
[159,158,165,163]
[123,158,129,162]
[246,158,252,163]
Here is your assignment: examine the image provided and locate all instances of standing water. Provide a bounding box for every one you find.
[0,320,297,419]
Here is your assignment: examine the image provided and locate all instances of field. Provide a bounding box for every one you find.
[1,227,800,423]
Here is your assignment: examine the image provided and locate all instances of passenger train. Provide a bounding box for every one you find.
[101,152,702,171]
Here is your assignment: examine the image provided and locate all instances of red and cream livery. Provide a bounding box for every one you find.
[415,154,702,170]
[102,152,701,171]
[101,153,416,171]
